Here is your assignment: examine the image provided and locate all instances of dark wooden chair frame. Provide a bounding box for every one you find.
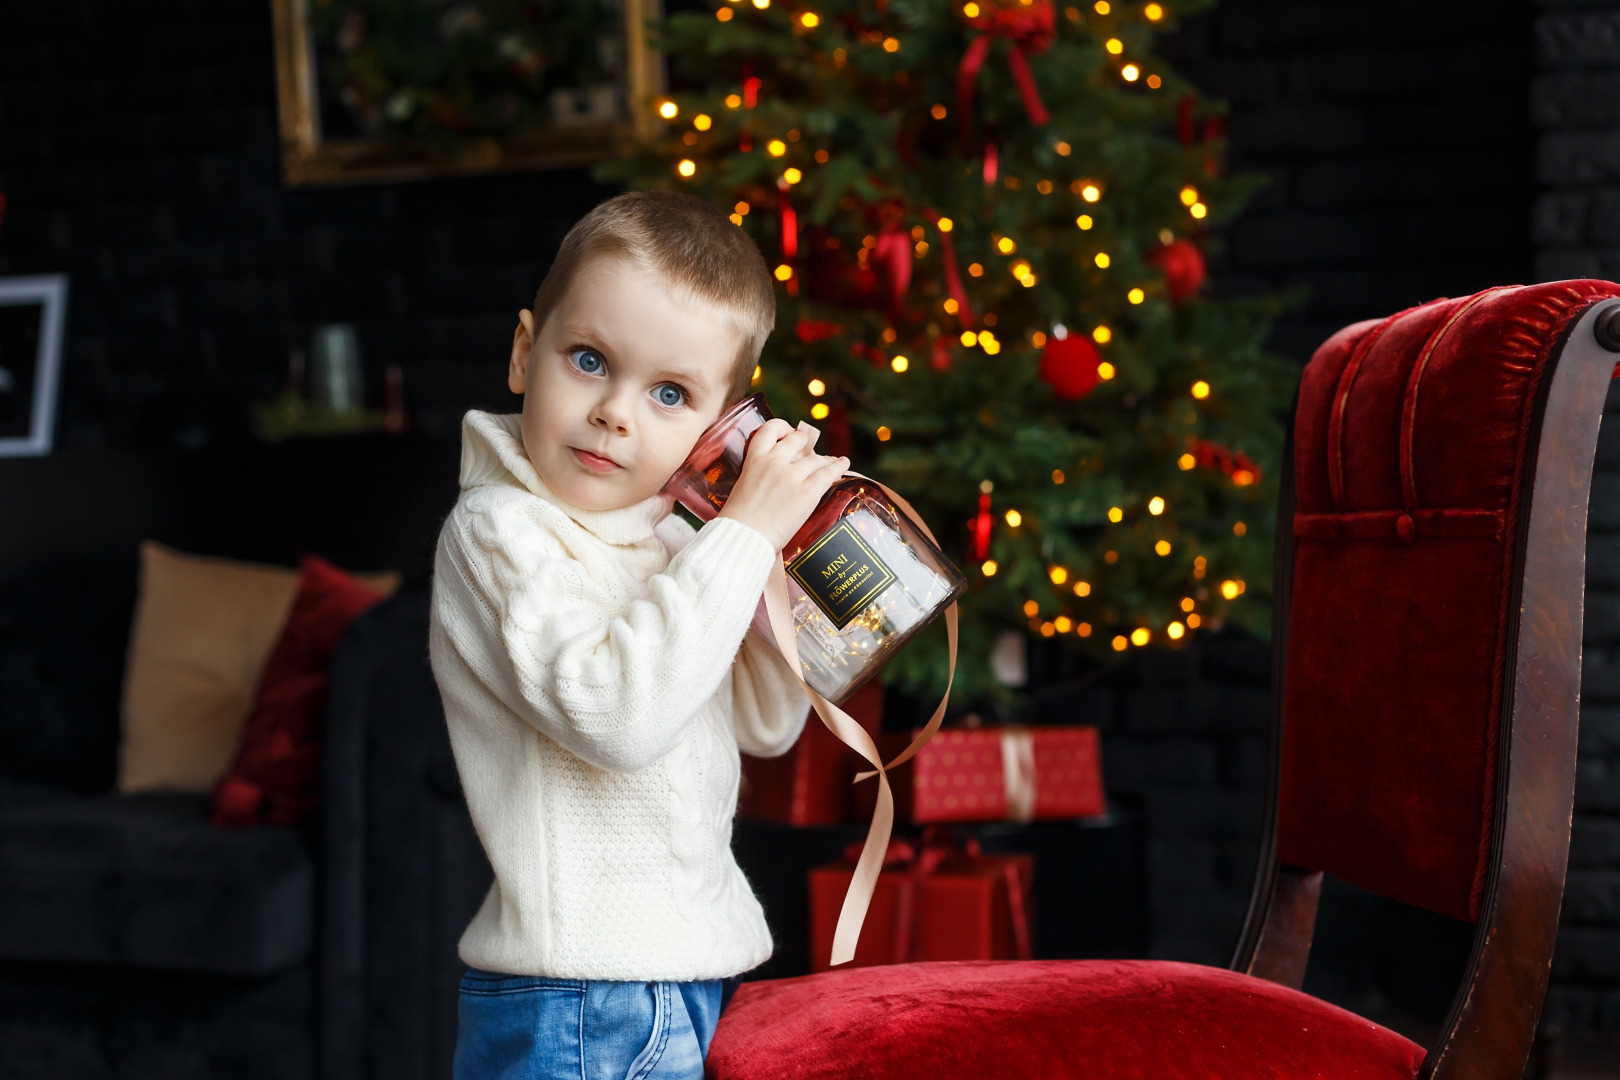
[1230,297,1620,1079]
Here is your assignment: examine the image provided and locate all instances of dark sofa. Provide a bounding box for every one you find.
[0,435,484,1080]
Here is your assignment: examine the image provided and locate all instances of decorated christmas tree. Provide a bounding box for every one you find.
[596,0,1297,710]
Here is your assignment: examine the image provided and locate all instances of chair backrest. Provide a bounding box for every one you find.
[1232,281,1620,1079]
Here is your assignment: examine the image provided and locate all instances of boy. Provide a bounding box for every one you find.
[429,189,848,1079]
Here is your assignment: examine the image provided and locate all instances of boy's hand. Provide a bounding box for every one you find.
[717,419,849,551]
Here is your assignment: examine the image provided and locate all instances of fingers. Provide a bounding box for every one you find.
[797,421,823,453]
[752,417,797,450]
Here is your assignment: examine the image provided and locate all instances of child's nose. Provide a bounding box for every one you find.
[589,389,633,434]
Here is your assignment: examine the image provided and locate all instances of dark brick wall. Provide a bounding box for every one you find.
[0,0,612,449]
[1162,0,1536,361]
[1536,0,1620,1033]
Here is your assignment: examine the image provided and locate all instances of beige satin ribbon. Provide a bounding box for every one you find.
[759,471,958,967]
[1000,727,1037,824]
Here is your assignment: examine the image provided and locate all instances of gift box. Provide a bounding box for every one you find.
[808,834,1034,972]
[857,725,1106,824]
[738,679,884,825]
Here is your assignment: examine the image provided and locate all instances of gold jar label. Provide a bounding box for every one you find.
[786,520,898,630]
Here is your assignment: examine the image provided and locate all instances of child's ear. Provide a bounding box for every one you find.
[508,310,538,395]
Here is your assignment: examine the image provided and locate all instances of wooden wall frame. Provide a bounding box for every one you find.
[269,0,666,187]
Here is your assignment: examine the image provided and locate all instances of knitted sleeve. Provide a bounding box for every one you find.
[433,490,778,773]
[730,628,810,758]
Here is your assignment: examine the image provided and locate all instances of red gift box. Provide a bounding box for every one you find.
[738,679,883,825]
[808,834,1034,972]
[858,725,1106,824]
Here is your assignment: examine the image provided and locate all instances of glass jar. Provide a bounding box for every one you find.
[664,394,967,704]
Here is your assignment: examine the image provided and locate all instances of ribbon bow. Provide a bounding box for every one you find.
[957,0,1056,145]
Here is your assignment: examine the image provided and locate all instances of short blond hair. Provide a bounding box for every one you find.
[531,189,775,408]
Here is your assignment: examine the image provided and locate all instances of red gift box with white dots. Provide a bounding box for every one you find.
[863,726,1106,824]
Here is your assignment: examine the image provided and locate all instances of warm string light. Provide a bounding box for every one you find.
[1092,325,1112,343]
[658,99,679,119]
[1191,380,1210,399]
[1049,566,1068,585]
[677,159,696,177]
[811,403,830,419]
[1128,287,1145,304]
[807,378,825,396]
[1005,509,1023,527]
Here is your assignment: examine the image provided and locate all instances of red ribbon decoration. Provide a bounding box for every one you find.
[972,489,993,560]
[982,140,999,186]
[870,218,913,317]
[777,178,798,261]
[923,209,973,326]
[956,0,1056,146]
[1176,95,1196,146]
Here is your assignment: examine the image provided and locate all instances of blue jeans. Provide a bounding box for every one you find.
[454,968,725,1080]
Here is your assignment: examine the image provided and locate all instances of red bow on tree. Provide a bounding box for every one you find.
[957,0,1056,146]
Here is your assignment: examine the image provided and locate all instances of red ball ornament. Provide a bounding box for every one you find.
[1038,334,1104,401]
[1147,239,1207,305]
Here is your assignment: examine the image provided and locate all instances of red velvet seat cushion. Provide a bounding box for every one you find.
[212,556,388,827]
[708,960,1424,1079]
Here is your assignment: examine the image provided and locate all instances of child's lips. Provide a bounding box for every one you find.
[571,447,623,472]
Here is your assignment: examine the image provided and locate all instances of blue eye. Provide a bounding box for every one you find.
[655,384,686,408]
[570,348,605,375]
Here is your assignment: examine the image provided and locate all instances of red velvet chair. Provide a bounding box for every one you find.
[708,281,1620,1080]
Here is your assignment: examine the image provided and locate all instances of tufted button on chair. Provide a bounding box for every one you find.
[707,281,1620,1080]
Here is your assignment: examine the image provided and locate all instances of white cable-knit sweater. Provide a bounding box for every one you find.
[429,411,810,981]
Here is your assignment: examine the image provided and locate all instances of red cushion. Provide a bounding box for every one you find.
[212,556,387,827]
[707,961,1424,1079]
[1279,279,1620,920]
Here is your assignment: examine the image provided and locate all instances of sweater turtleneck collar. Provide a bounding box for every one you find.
[458,411,674,546]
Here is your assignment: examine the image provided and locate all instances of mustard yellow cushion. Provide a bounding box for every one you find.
[117,542,397,793]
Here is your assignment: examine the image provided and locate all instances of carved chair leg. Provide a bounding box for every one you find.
[1248,867,1324,991]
